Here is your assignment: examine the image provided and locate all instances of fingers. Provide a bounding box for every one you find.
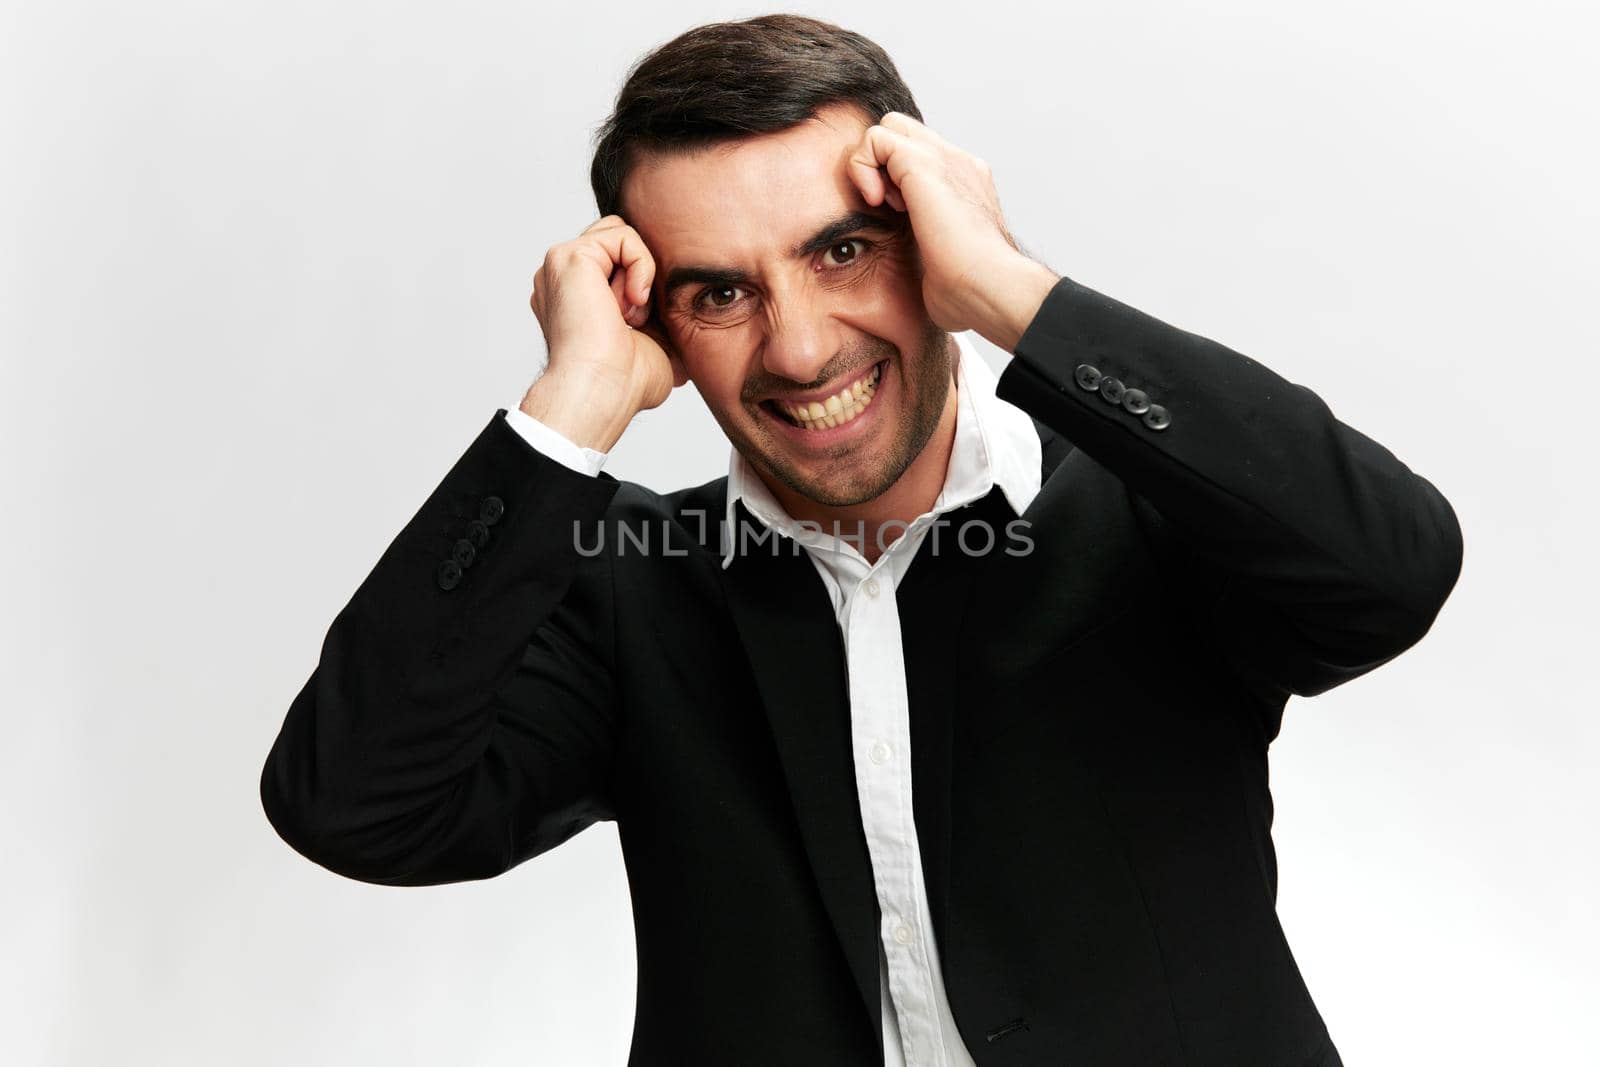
[583,216,656,309]
[847,124,911,212]
[609,267,642,326]
[849,112,997,219]
[879,110,951,151]
[532,215,657,323]
[884,179,905,213]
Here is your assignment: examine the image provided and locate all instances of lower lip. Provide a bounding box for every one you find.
[764,360,890,448]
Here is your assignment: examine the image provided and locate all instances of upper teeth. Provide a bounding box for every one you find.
[779,364,881,429]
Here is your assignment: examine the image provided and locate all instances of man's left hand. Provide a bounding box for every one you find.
[847,111,1060,352]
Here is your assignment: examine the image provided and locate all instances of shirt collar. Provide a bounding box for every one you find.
[721,332,1042,569]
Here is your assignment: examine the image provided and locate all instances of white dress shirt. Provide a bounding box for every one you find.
[504,332,1042,1065]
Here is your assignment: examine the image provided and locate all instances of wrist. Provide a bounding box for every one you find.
[518,363,641,453]
[970,256,1061,353]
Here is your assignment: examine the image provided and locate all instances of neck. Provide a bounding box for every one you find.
[768,359,961,566]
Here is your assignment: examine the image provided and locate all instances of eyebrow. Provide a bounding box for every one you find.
[659,208,905,305]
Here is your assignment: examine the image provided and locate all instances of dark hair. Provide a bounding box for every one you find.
[589,14,923,219]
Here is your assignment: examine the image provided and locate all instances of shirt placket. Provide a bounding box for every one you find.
[845,561,950,1067]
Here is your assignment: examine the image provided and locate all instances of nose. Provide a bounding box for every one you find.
[759,288,838,388]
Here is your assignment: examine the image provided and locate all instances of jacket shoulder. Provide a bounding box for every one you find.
[604,472,730,555]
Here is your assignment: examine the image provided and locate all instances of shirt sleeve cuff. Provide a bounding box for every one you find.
[501,405,610,477]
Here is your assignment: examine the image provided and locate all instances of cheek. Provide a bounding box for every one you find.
[841,245,927,326]
[674,319,729,376]
[683,353,751,417]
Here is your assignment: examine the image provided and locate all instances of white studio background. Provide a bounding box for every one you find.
[3,1,1594,1064]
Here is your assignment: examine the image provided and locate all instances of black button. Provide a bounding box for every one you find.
[1073,363,1102,391]
[465,520,490,548]
[480,496,505,525]
[1143,404,1171,431]
[436,559,463,590]
[1121,388,1150,415]
[1098,376,1125,404]
[452,538,476,567]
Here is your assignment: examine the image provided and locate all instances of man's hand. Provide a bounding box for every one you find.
[521,215,687,453]
[847,112,1061,352]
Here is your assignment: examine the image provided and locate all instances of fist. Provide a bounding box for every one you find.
[529,215,687,416]
[847,112,1058,349]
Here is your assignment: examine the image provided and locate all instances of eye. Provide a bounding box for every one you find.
[692,284,748,316]
[688,238,875,319]
[821,237,871,269]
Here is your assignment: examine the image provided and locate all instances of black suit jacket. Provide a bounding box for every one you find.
[261,276,1463,1065]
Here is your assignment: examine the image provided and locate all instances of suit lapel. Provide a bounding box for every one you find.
[896,497,983,944]
[717,502,883,1035]
[899,418,1073,946]
[710,421,1071,1035]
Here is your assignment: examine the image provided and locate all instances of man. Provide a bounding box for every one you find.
[260,14,1462,1066]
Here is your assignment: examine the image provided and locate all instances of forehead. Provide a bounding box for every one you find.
[621,104,875,266]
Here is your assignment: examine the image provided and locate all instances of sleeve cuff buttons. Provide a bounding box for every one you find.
[437,495,506,589]
[1073,363,1171,432]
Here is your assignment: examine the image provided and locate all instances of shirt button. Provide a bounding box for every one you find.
[893,923,914,945]
[863,577,881,598]
[869,741,892,765]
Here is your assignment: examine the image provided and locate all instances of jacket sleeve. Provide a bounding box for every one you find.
[259,409,623,886]
[995,276,1464,710]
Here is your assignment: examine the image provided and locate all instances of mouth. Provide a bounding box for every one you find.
[761,360,885,431]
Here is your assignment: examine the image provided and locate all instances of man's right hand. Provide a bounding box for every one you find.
[520,215,688,453]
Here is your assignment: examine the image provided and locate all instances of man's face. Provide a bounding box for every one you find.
[622,102,954,508]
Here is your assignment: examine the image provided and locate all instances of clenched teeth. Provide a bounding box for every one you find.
[777,363,882,430]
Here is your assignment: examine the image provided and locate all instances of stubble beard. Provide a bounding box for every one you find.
[736,320,954,508]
